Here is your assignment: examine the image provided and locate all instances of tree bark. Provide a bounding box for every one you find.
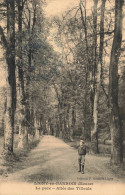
[109,0,124,165]
[17,0,29,149]
[80,1,90,139]
[70,105,76,140]
[91,0,106,153]
[90,0,98,153]
[34,116,40,139]
[4,0,16,153]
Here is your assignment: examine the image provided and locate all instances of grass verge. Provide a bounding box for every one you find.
[0,136,41,176]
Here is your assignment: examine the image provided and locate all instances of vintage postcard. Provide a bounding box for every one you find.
[0,0,125,195]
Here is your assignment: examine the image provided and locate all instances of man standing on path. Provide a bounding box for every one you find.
[78,139,86,174]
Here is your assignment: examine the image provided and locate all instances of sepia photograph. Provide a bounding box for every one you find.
[0,0,125,194]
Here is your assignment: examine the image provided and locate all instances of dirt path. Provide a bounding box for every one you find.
[0,135,124,183]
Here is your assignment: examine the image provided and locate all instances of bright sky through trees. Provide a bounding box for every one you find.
[45,0,79,17]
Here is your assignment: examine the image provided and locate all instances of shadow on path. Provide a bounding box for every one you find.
[0,135,124,183]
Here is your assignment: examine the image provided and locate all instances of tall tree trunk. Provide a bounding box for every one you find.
[53,82,62,137]
[90,0,98,153]
[80,0,90,140]
[71,105,76,140]
[58,103,62,137]
[17,0,28,149]
[4,0,16,153]
[66,104,70,140]
[91,0,106,153]
[109,0,124,165]
[33,113,39,140]
[24,4,37,139]
[83,89,88,139]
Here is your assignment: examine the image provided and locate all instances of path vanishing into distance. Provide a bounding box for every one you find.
[0,135,125,184]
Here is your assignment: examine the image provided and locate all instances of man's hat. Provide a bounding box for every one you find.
[80,136,84,141]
